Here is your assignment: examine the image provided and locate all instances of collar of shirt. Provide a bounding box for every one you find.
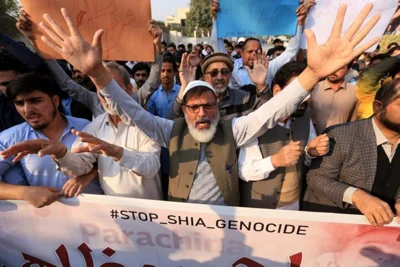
[158,83,179,93]
[29,114,75,140]
[323,80,347,91]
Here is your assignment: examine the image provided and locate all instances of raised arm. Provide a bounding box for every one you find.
[16,9,105,117]
[136,21,164,106]
[38,8,174,148]
[266,1,315,86]
[233,4,380,147]
[45,59,104,117]
[210,0,226,53]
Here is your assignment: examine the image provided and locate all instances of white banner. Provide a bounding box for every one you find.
[0,195,399,266]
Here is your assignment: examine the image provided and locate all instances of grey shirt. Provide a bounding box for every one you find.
[187,144,225,205]
[45,55,163,116]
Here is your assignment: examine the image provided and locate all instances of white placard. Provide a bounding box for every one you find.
[300,0,398,52]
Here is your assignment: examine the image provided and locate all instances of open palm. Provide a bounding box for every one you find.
[306,4,380,79]
[245,51,269,87]
[40,8,104,76]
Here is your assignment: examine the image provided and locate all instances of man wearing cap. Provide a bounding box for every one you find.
[36,5,379,206]
[168,52,270,120]
[210,0,315,89]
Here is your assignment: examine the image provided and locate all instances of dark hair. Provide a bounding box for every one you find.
[234,44,243,50]
[7,72,63,102]
[272,61,307,89]
[187,43,193,49]
[273,38,283,44]
[161,41,167,46]
[0,50,28,73]
[206,46,214,53]
[178,44,185,50]
[195,44,204,51]
[243,38,262,52]
[227,43,234,49]
[167,43,176,50]
[388,46,400,56]
[182,87,216,105]
[132,62,150,76]
[371,54,390,64]
[375,78,400,108]
[388,42,399,50]
[273,45,286,53]
[162,56,178,72]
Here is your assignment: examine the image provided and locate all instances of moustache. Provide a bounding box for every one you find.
[194,119,211,126]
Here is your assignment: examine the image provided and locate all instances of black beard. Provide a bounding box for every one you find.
[30,104,57,130]
[379,111,400,134]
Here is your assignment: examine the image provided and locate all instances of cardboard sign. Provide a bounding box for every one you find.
[21,0,154,61]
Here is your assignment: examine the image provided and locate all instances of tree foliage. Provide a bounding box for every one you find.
[185,0,212,37]
[0,0,19,38]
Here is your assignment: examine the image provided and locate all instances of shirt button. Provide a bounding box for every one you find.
[185,185,190,188]
[189,172,193,175]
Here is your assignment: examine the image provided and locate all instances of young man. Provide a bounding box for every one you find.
[310,62,359,134]
[38,4,380,206]
[238,62,329,210]
[148,57,181,118]
[3,74,163,200]
[0,73,103,208]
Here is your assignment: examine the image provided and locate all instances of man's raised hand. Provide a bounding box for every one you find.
[304,4,380,82]
[39,8,104,77]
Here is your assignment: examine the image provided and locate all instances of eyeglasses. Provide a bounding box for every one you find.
[205,68,231,78]
[183,103,217,113]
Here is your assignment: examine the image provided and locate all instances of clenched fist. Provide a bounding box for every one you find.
[271,141,303,168]
[307,134,330,158]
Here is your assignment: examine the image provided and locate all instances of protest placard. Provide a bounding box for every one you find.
[216,0,299,38]
[300,0,398,52]
[21,0,154,61]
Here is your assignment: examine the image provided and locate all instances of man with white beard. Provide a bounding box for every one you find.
[168,52,271,120]
[26,5,380,206]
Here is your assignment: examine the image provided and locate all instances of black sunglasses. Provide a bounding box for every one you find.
[205,68,231,78]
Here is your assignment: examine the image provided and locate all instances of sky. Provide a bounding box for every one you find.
[151,0,190,21]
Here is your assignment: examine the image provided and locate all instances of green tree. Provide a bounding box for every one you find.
[185,0,212,37]
[0,0,19,38]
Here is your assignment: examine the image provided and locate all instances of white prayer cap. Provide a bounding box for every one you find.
[182,81,216,99]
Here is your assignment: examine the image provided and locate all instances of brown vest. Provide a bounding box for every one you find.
[168,118,239,206]
[240,108,311,209]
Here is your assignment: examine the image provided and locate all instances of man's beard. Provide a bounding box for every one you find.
[136,80,145,88]
[214,81,228,95]
[29,104,57,130]
[379,109,400,134]
[184,113,219,143]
